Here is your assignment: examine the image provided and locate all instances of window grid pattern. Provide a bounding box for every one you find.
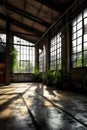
[14,36,35,73]
[72,8,87,68]
[50,32,61,70]
[39,45,46,72]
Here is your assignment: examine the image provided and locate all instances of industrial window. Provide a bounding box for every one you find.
[50,32,61,70]
[72,8,87,68]
[39,45,46,72]
[0,34,6,47]
[14,36,35,73]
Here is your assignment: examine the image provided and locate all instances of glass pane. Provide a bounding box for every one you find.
[60,48,61,53]
[84,8,87,18]
[77,29,82,37]
[30,42,34,46]
[57,37,59,43]
[77,60,82,67]
[0,34,6,42]
[72,33,76,39]
[59,42,61,47]
[72,25,76,32]
[77,37,82,45]
[57,43,60,48]
[84,34,87,42]
[72,40,76,47]
[72,55,76,61]
[84,61,87,66]
[77,45,82,52]
[54,54,56,60]
[83,51,87,66]
[14,36,20,44]
[84,18,87,24]
[57,48,60,54]
[72,19,76,26]
[72,47,76,54]
[77,52,82,60]
[84,51,87,59]
[84,42,87,50]
[57,53,59,58]
[77,13,82,23]
[50,47,52,52]
[84,18,87,34]
[59,37,61,42]
[52,46,54,51]
[77,52,82,67]
[77,21,82,30]
[72,62,76,68]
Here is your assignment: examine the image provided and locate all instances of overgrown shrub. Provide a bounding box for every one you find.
[32,66,42,82]
[42,70,62,87]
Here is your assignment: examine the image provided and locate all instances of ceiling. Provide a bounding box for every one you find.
[0,0,75,44]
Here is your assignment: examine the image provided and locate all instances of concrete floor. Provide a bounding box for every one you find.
[0,83,87,130]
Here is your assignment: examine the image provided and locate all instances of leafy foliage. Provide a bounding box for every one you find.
[32,66,42,82]
[42,70,62,86]
[10,47,18,72]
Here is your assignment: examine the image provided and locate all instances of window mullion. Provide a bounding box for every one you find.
[82,10,84,67]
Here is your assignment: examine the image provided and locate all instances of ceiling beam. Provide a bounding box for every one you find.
[0,13,43,36]
[0,0,50,27]
[0,26,36,43]
[13,34,36,43]
[9,31,40,37]
[35,0,65,12]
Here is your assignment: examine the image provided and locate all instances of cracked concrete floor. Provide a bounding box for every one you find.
[0,83,87,130]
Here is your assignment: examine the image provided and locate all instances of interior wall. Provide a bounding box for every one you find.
[13,73,33,82]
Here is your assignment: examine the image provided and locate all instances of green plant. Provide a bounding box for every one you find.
[32,66,42,82]
[42,72,47,84]
[46,70,54,86]
[43,70,62,87]
[53,70,62,85]
[10,47,18,73]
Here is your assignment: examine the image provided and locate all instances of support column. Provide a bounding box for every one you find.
[5,20,11,84]
[65,13,70,73]
[61,28,66,75]
[46,38,50,71]
[62,14,70,75]
[35,44,39,70]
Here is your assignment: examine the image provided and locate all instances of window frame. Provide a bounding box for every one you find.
[71,8,87,68]
[50,32,61,71]
[14,36,35,73]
